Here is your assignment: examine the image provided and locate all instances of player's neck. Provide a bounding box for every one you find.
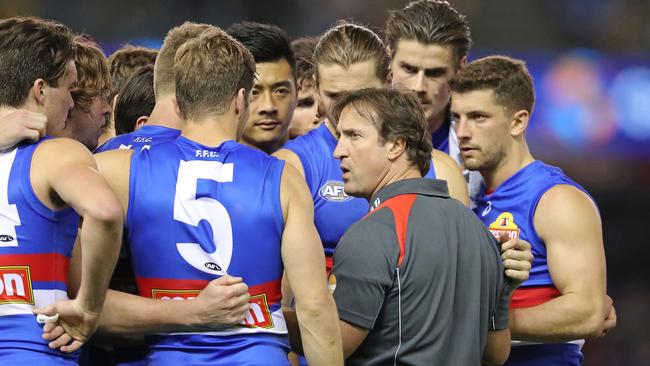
[240,134,288,155]
[482,142,534,191]
[147,94,183,130]
[324,118,338,139]
[427,107,448,134]
[182,115,237,148]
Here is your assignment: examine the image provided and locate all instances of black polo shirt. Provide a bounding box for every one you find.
[331,178,510,365]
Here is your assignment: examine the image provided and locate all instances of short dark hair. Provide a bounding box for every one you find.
[174,27,255,121]
[71,36,111,112]
[385,0,471,66]
[114,65,155,135]
[449,55,535,114]
[291,36,318,86]
[0,16,74,107]
[107,45,157,100]
[331,87,432,175]
[227,21,296,79]
[313,23,390,84]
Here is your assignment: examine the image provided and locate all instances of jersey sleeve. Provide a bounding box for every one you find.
[330,213,398,330]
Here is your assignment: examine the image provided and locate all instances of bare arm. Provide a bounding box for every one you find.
[273,148,305,178]
[280,163,343,366]
[483,329,510,366]
[431,149,470,206]
[32,138,122,351]
[510,185,608,341]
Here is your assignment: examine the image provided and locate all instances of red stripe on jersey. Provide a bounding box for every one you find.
[0,253,69,283]
[137,277,282,305]
[368,194,417,268]
[510,286,561,309]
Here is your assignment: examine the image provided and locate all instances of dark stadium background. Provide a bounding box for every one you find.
[3,0,649,364]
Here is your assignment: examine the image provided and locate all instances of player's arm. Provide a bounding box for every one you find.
[0,109,47,149]
[431,149,470,206]
[90,150,250,335]
[509,184,609,341]
[32,138,123,352]
[273,148,305,178]
[280,163,343,366]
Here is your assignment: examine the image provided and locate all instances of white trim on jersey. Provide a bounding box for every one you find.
[0,289,69,316]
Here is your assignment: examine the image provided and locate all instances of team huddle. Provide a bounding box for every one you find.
[0,1,616,365]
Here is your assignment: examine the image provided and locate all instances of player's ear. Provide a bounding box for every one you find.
[510,109,529,137]
[457,56,468,71]
[135,116,149,130]
[32,78,47,106]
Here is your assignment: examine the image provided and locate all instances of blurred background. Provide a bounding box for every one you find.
[2,0,649,364]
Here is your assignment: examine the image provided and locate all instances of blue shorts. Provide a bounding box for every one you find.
[506,343,583,366]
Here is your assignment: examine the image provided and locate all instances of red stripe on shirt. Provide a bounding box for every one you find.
[510,286,561,309]
[0,253,69,282]
[369,194,417,268]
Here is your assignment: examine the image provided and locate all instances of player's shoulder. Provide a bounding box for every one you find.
[35,137,94,164]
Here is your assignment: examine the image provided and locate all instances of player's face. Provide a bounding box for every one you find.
[391,40,458,124]
[317,60,384,128]
[334,106,389,199]
[240,59,296,151]
[43,60,76,135]
[451,89,512,172]
[288,79,321,138]
[60,94,112,151]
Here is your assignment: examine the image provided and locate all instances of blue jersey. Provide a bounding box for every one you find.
[89,124,181,366]
[127,137,288,365]
[473,160,588,365]
[0,139,79,364]
[95,125,181,153]
[283,124,436,266]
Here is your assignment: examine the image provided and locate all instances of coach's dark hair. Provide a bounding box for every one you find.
[331,87,432,175]
[114,65,155,135]
[0,17,75,107]
[313,23,390,84]
[227,21,296,79]
[385,0,471,66]
[107,45,158,100]
[449,55,535,114]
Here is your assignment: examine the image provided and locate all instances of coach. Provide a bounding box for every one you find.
[328,87,512,365]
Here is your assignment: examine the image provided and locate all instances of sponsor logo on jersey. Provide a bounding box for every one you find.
[318,181,352,202]
[328,274,337,293]
[0,266,34,304]
[481,201,492,216]
[242,294,273,329]
[151,289,200,300]
[488,212,520,240]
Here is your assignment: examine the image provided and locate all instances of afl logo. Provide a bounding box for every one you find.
[205,262,222,271]
[318,181,352,202]
[0,235,14,243]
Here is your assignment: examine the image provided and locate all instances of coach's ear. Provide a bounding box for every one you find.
[32,78,47,106]
[386,137,407,161]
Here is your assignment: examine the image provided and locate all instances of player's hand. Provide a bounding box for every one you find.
[0,109,47,149]
[498,233,533,290]
[600,295,617,337]
[191,275,250,328]
[33,299,101,353]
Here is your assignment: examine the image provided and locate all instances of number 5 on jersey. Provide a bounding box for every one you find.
[174,160,234,276]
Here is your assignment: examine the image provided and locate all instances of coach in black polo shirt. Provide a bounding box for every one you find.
[329,87,512,365]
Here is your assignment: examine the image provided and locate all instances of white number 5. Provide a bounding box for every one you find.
[174,160,234,275]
